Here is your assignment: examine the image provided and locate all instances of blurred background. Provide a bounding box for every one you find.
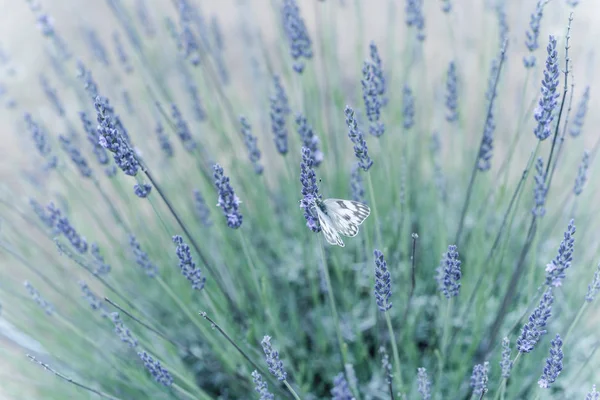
[0,0,599,399]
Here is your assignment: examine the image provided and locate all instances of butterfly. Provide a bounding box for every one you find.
[312,198,371,247]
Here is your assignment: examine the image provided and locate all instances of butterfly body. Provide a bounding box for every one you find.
[312,198,370,247]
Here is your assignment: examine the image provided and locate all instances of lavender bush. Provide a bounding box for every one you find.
[0,1,598,399]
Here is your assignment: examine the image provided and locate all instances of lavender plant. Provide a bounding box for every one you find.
[1,2,599,400]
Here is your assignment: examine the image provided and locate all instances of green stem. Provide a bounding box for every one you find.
[384,311,404,391]
[283,380,302,400]
[366,172,382,247]
[563,302,588,343]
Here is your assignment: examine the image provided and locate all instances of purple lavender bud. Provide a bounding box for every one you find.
[134,183,152,198]
[435,245,462,298]
[345,106,373,171]
[91,243,111,275]
[350,164,366,204]
[35,14,71,60]
[155,122,173,158]
[138,350,173,387]
[299,147,322,232]
[171,103,197,152]
[135,0,156,37]
[261,335,287,381]
[545,219,575,287]
[172,235,206,290]
[380,346,392,385]
[95,96,139,176]
[574,151,589,196]
[495,3,509,49]
[331,373,353,400]
[112,32,133,74]
[213,164,243,229]
[192,189,212,227]
[405,0,426,41]
[129,235,158,277]
[532,157,547,217]
[240,116,263,174]
[570,87,590,137]
[252,370,274,400]
[79,281,109,317]
[533,35,560,141]
[76,61,99,100]
[110,312,138,348]
[585,262,600,302]
[417,367,431,400]
[46,203,88,254]
[402,85,415,130]
[470,362,489,397]
[441,0,451,13]
[500,337,513,378]
[281,0,312,73]
[177,0,201,66]
[80,111,110,169]
[296,113,323,167]
[369,42,386,104]
[445,62,459,122]
[517,288,554,353]
[524,1,544,68]
[58,135,92,178]
[538,334,563,388]
[362,60,385,137]
[84,28,110,66]
[586,385,599,400]
[270,76,290,155]
[29,198,54,229]
[24,281,54,315]
[373,250,392,312]
[39,74,64,116]
[24,113,55,168]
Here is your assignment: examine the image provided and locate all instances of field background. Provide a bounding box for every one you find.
[0,0,599,399]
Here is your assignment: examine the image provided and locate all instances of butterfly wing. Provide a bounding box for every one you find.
[315,206,345,247]
[323,199,370,237]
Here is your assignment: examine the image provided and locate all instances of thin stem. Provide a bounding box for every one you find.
[455,41,507,245]
[400,233,418,325]
[26,355,123,400]
[366,172,382,247]
[104,297,180,348]
[384,312,404,391]
[563,302,588,343]
[283,380,302,400]
[318,239,351,373]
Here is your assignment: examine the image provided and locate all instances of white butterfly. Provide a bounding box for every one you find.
[312,198,371,247]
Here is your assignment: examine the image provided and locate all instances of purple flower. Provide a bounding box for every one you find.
[213,164,243,229]
[533,36,560,141]
[345,106,373,171]
[299,147,321,233]
[517,288,554,353]
[172,235,206,290]
[436,245,462,298]
[538,334,563,388]
[545,219,575,287]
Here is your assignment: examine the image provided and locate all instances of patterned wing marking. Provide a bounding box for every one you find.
[316,206,345,247]
[323,199,371,237]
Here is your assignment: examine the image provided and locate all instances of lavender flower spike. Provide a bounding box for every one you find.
[470,362,489,397]
[500,337,513,378]
[574,151,589,196]
[58,135,92,178]
[445,61,459,122]
[171,103,196,152]
[213,164,243,229]
[252,370,274,400]
[24,281,54,315]
[373,249,392,312]
[270,76,290,155]
[261,335,287,381]
[296,113,323,167]
[240,116,263,174]
[585,262,600,303]
[110,312,138,348]
[570,87,590,137]
[350,164,366,204]
[362,60,385,137]
[417,367,431,400]
[402,85,415,130]
[138,350,173,387]
[586,385,600,400]
[435,245,462,298]
[538,334,563,388]
[523,0,545,68]
[532,157,547,217]
[129,235,158,277]
[406,0,426,41]
[299,147,322,233]
[134,183,152,198]
[91,243,111,275]
[47,203,88,254]
[331,373,353,400]
[193,189,213,227]
[281,0,312,73]
[345,106,373,171]
[517,288,554,353]
[172,235,206,290]
[545,219,575,287]
[533,35,560,141]
[369,42,386,104]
